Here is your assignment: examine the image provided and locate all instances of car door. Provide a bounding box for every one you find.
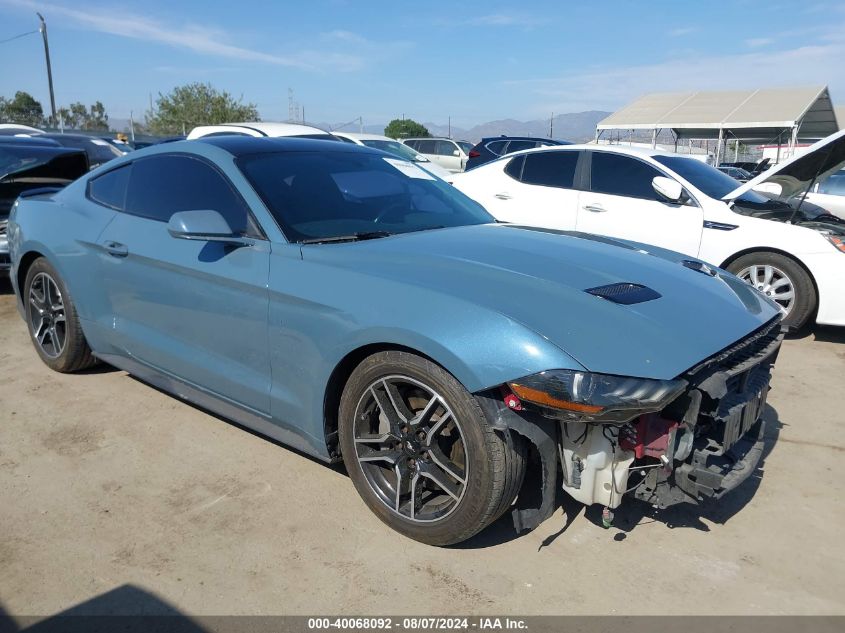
[413,139,439,168]
[434,140,463,173]
[481,150,583,229]
[576,151,703,256]
[96,153,272,414]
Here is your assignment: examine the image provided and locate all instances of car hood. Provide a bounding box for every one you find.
[302,224,781,380]
[723,129,845,202]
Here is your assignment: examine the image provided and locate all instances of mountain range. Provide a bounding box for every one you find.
[329,110,611,143]
[109,110,612,143]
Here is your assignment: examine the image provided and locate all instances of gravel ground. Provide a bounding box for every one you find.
[1,278,843,619]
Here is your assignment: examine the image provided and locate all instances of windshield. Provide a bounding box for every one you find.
[361,139,428,162]
[238,151,493,243]
[655,155,770,203]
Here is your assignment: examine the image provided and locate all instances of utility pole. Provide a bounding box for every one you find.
[549,113,554,137]
[129,110,135,143]
[359,116,363,133]
[36,13,57,126]
[448,116,451,138]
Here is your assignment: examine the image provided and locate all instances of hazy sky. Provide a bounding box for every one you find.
[1,0,843,127]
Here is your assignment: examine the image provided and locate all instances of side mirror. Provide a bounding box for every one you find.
[167,210,253,245]
[453,149,460,157]
[652,176,684,203]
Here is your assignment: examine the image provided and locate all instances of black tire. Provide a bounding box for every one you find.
[339,351,526,546]
[726,251,816,330]
[23,257,97,373]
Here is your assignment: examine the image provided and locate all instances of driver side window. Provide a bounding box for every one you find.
[125,155,252,234]
[590,152,665,201]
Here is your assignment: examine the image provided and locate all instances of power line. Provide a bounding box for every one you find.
[0,29,38,45]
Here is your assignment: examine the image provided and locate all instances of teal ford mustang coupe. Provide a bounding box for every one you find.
[8,137,783,545]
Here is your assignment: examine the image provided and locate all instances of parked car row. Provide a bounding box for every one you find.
[452,133,845,330]
[7,134,787,545]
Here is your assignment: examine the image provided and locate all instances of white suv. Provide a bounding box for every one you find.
[400,138,474,173]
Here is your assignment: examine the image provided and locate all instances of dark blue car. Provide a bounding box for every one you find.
[466,136,571,170]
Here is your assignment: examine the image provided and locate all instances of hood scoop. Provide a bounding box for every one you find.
[585,282,661,305]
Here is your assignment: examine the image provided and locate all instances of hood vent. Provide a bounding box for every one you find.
[585,282,661,305]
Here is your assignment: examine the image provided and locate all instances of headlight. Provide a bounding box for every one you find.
[508,370,687,424]
[825,235,845,253]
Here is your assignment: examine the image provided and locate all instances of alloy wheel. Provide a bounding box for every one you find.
[352,375,468,523]
[28,272,67,358]
[738,264,795,315]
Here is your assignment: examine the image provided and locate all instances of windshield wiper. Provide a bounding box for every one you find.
[299,231,393,245]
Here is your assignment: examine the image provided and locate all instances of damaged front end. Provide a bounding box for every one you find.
[479,317,784,532]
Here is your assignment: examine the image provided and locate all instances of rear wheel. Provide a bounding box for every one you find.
[727,251,816,330]
[338,351,525,545]
[24,258,97,372]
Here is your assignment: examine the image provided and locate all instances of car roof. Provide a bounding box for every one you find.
[41,133,102,141]
[480,136,559,143]
[192,135,379,157]
[332,131,396,142]
[0,135,60,147]
[403,137,470,142]
[190,121,329,137]
[501,143,681,160]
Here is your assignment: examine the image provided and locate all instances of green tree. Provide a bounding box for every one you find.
[84,101,109,130]
[384,118,429,139]
[145,82,259,135]
[56,101,110,131]
[0,91,45,127]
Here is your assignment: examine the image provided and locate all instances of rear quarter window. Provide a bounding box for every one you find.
[87,164,131,210]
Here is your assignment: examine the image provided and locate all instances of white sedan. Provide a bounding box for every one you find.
[452,131,845,330]
[331,131,453,179]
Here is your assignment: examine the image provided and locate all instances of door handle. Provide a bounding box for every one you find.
[583,204,605,213]
[494,192,512,200]
[103,241,128,257]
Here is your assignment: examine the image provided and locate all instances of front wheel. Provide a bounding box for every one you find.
[338,351,525,545]
[727,252,816,330]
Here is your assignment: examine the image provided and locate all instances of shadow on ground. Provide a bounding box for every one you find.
[787,322,845,344]
[0,585,208,633]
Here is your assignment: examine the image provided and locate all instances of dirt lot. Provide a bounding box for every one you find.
[1,277,844,618]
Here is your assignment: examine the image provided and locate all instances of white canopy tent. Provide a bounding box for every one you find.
[596,86,838,164]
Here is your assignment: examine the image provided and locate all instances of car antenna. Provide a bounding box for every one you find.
[787,143,836,225]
